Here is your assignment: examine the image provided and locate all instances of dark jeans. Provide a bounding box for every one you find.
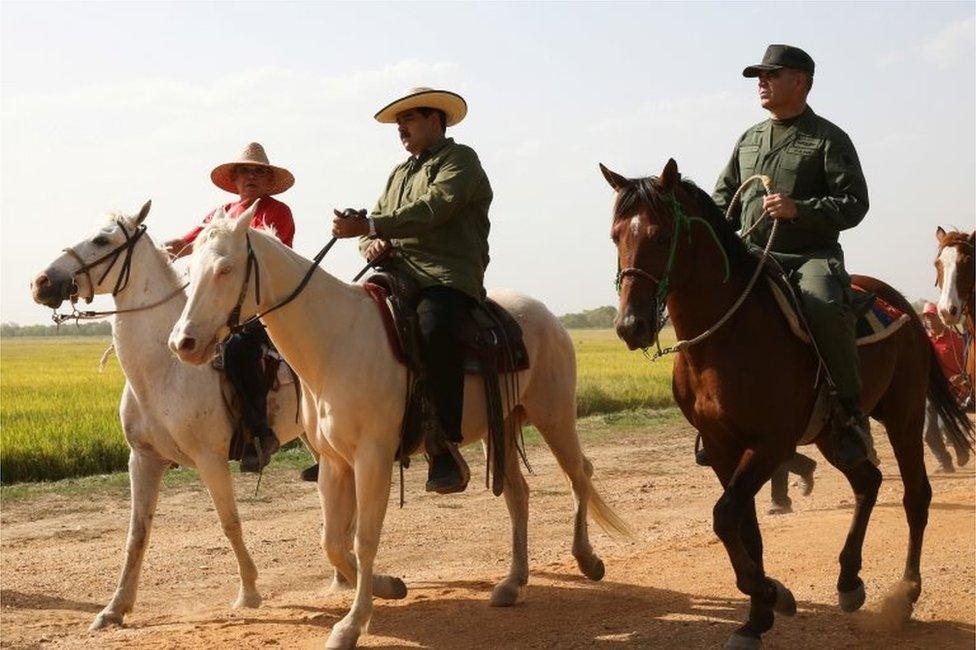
[222,323,272,438]
[416,285,478,444]
[770,452,818,507]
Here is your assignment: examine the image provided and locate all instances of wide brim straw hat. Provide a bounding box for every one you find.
[210,142,295,195]
[374,87,467,127]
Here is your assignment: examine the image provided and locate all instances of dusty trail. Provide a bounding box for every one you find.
[2,417,973,648]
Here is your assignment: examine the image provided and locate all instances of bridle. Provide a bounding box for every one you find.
[63,218,147,303]
[52,219,187,325]
[225,232,364,333]
[615,175,773,358]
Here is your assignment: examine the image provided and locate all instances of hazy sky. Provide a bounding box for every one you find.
[2,2,973,325]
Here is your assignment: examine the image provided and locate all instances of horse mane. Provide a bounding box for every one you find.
[614,175,758,276]
[198,216,279,243]
[941,229,974,249]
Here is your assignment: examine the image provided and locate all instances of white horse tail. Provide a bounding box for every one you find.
[583,456,635,539]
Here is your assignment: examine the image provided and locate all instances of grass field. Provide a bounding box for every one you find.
[0,330,675,484]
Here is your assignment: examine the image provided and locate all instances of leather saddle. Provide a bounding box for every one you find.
[363,271,530,497]
[364,272,529,375]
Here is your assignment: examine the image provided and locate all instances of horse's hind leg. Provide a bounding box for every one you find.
[523,396,605,581]
[194,454,261,609]
[815,436,883,612]
[91,449,169,630]
[885,413,931,610]
[491,419,529,607]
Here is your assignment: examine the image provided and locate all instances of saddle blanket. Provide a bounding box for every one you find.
[767,279,911,346]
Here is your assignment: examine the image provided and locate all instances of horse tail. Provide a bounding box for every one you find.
[582,456,636,539]
[926,340,975,452]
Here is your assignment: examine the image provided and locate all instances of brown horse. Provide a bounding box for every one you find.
[934,227,975,404]
[601,159,974,649]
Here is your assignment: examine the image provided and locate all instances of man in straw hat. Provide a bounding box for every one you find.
[712,44,871,470]
[165,142,296,472]
[331,87,492,494]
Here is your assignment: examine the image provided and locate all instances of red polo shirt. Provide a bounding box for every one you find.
[182,196,295,248]
[930,329,966,381]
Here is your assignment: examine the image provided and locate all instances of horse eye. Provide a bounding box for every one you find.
[216,266,232,276]
[92,236,109,246]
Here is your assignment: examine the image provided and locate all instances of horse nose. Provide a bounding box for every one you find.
[949,305,959,317]
[177,336,197,353]
[32,272,50,290]
[615,313,650,348]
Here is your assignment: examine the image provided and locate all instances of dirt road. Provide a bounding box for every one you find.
[2,415,973,648]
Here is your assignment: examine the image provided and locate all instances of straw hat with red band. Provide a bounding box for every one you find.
[374,87,467,127]
[210,142,295,195]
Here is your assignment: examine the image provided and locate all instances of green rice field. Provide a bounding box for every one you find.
[0,330,675,484]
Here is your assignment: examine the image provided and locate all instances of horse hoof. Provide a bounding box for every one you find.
[325,622,361,650]
[770,578,796,616]
[838,581,866,613]
[956,449,970,467]
[578,556,606,582]
[767,504,793,516]
[490,580,525,607]
[89,610,124,630]
[373,575,407,600]
[724,631,761,649]
[232,589,262,609]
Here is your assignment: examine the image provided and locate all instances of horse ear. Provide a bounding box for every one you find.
[135,200,152,225]
[660,158,680,191]
[935,226,946,243]
[599,163,631,192]
[233,198,260,237]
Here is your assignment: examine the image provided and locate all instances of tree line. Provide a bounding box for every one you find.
[1,321,113,337]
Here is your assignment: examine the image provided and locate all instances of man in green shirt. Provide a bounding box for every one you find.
[332,87,493,493]
[713,45,870,469]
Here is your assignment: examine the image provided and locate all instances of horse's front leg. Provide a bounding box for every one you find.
[194,453,261,609]
[319,455,407,600]
[711,450,795,650]
[91,448,169,629]
[326,444,394,650]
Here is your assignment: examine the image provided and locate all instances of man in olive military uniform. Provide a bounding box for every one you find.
[332,87,493,493]
[713,44,870,468]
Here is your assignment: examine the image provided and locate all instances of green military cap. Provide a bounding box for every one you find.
[743,44,815,77]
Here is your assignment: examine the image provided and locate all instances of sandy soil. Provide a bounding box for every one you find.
[2,417,973,649]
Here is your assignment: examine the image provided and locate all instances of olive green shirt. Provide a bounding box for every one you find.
[712,106,869,258]
[362,137,492,300]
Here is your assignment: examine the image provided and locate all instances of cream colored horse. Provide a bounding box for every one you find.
[168,205,631,649]
[30,203,305,629]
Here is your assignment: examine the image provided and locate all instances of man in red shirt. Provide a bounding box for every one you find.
[921,302,970,471]
[165,142,296,472]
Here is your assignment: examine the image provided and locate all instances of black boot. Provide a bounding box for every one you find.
[425,443,470,495]
[301,463,319,482]
[694,433,710,467]
[832,398,869,469]
[240,429,280,473]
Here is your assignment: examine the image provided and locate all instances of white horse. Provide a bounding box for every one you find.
[29,202,306,629]
[168,205,631,649]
